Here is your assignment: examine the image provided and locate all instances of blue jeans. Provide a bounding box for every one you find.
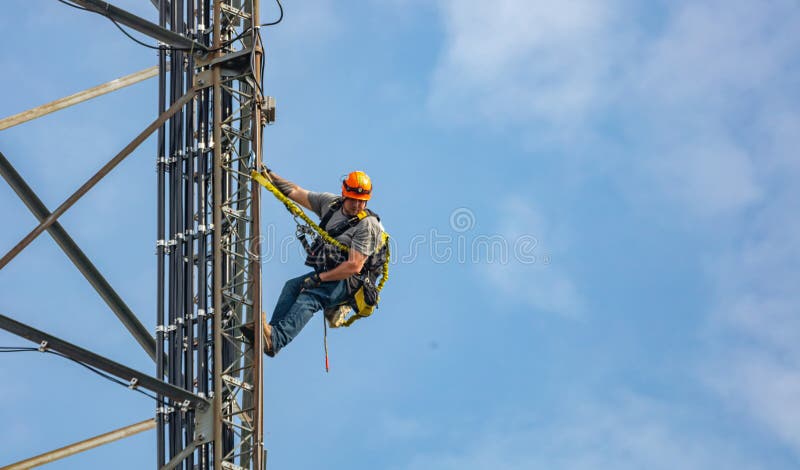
[269,271,350,354]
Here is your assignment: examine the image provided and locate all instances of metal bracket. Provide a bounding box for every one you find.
[155,325,177,333]
[262,96,276,125]
[194,48,253,76]
[222,374,253,392]
[129,378,139,389]
[193,403,213,444]
[38,340,48,352]
[221,462,246,470]
[156,405,175,415]
[194,69,214,89]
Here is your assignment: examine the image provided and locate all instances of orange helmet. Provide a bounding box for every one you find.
[342,171,372,201]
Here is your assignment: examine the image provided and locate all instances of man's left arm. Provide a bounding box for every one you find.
[318,248,368,282]
[302,221,377,288]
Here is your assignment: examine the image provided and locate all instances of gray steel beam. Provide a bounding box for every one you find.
[0,313,209,408]
[68,0,206,52]
[0,152,157,362]
[0,66,160,131]
[2,419,155,469]
[0,87,197,271]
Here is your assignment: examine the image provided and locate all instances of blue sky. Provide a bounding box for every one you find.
[1,0,800,468]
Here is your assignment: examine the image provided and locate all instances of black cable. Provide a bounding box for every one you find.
[261,0,284,26]
[0,345,158,401]
[55,0,87,11]
[57,0,283,54]
[46,350,160,401]
[109,17,170,50]
[56,0,193,51]
[0,347,39,353]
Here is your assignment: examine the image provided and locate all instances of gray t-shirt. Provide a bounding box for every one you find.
[308,192,383,256]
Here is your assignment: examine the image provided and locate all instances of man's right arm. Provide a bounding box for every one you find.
[265,171,312,211]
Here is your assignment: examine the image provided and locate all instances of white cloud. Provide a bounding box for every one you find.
[399,393,766,470]
[429,0,626,128]
[704,191,800,451]
[633,0,798,109]
[708,351,800,451]
[430,0,800,217]
[482,197,583,316]
[645,137,762,217]
[431,0,800,457]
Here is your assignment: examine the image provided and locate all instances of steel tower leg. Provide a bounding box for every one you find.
[209,1,264,468]
[146,0,265,467]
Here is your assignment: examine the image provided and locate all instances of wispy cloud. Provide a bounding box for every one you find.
[705,192,800,451]
[398,392,767,470]
[431,0,800,456]
[429,0,625,129]
[430,0,799,217]
[483,197,583,316]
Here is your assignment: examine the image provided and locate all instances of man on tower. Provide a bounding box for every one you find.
[246,169,385,356]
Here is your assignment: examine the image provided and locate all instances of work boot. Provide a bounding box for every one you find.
[239,313,275,357]
[263,322,275,357]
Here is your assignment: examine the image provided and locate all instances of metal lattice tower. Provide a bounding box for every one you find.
[155,1,267,468]
[0,1,273,468]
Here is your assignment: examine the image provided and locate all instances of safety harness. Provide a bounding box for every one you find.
[251,170,390,327]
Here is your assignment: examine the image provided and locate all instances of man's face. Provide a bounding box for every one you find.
[342,197,367,216]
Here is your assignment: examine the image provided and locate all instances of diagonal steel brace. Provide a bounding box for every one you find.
[0,152,157,361]
[0,87,198,271]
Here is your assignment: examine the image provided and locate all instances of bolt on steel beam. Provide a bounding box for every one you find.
[0,313,209,408]
[0,152,157,361]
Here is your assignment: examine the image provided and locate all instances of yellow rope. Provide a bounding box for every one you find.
[251,170,350,252]
[341,232,390,327]
[251,170,390,327]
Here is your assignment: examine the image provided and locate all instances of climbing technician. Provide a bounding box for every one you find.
[245,167,390,358]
